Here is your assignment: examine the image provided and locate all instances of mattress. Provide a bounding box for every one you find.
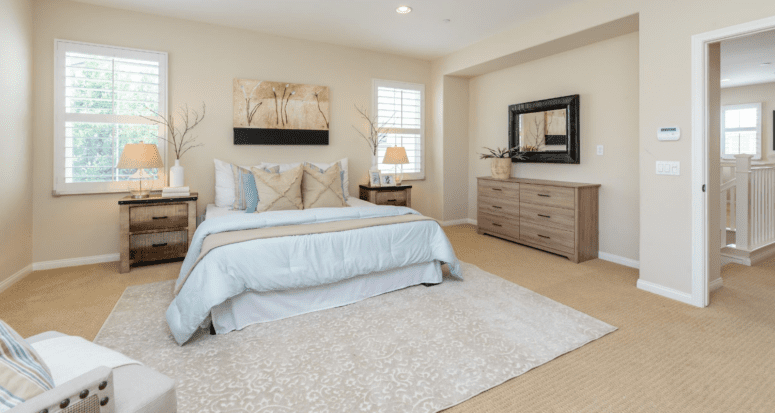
[205,197,376,219]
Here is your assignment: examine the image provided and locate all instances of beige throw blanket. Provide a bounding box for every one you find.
[175,214,436,295]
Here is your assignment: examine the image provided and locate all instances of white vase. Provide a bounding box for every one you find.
[170,159,185,187]
[370,153,379,172]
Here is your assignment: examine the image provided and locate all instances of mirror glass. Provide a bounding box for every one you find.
[518,109,568,152]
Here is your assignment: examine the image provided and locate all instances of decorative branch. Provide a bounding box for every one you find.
[272,88,280,126]
[240,82,262,126]
[284,90,296,125]
[353,105,394,156]
[141,102,206,160]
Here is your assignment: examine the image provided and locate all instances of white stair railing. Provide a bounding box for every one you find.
[732,154,775,251]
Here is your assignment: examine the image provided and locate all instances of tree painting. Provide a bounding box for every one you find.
[233,79,329,131]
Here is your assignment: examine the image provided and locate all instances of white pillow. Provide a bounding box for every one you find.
[214,159,263,208]
[309,158,349,199]
[259,162,302,173]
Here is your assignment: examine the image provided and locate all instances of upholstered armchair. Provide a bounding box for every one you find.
[10,332,176,413]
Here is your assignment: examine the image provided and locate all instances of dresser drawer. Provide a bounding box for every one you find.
[478,212,519,239]
[478,194,520,218]
[520,222,574,255]
[478,179,519,200]
[520,202,575,231]
[129,230,188,262]
[129,204,188,232]
[520,184,575,210]
[375,190,408,206]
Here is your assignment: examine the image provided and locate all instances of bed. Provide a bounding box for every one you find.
[166,199,462,345]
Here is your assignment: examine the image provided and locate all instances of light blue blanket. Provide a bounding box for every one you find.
[166,206,462,344]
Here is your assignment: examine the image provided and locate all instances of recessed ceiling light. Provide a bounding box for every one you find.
[721,78,731,82]
[396,5,412,14]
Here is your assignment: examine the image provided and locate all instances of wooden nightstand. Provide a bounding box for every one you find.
[359,185,412,207]
[118,193,198,273]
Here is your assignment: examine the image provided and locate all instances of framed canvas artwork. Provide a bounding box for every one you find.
[233,79,329,145]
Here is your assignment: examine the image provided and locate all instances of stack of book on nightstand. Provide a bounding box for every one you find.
[161,186,190,197]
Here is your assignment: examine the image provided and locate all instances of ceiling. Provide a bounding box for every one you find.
[721,30,775,88]
[70,0,585,60]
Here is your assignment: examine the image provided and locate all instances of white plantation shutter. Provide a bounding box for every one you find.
[721,103,762,160]
[373,80,425,179]
[54,40,167,195]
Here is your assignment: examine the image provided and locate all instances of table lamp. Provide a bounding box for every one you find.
[382,146,409,186]
[116,141,164,198]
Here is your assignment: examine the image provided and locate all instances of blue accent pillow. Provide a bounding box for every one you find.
[242,171,259,213]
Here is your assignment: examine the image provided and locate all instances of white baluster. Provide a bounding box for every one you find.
[735,155,752,250]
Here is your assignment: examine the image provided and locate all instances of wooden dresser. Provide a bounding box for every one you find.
[477,177,600,263]
[119,193,197,273]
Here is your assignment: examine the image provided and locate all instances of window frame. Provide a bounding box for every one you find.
[721,102,762,160]
[53,39,168,196]
[371,79,425,180]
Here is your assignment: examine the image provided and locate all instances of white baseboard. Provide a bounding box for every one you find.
[32,253,120,271]
[598,252,640,269]
[440,218,477,227]
[0,264,33,294]
[709,277,724,292]
[636,279,694,306]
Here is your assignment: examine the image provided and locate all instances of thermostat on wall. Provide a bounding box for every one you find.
[658,126,680,141]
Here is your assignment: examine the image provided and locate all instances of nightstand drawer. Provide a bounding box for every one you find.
[130,230,188,262]
[129,204,188,232]
[376,190,408,206]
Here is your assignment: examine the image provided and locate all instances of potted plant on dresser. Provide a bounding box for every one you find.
[479,146,524,180]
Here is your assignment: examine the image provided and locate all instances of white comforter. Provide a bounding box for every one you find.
[166,206,461,345]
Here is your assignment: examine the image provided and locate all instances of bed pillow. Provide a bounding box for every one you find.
[233,165,280,210]
[0,320,55,411]
[302,163,348,209]
[309,158,349,199]
[214,159,263,208]
[251,165,304,213]
[257,162,302,173]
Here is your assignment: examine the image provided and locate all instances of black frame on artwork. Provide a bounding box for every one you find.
[508,94,580,164]
[234,128,329,145]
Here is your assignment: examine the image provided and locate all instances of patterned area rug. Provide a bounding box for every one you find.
[95,262,616,412]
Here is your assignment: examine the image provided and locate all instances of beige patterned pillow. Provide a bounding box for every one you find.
[251,165,304,213]
[302,163,348,209]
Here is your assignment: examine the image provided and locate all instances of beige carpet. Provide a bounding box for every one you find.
[93,262,615,412]
[2,224,775,411]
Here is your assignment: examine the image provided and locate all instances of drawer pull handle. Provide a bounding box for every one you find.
[492,188,502,191]
[537,194,550,197]
[492,223,502,227]
[388,199,397,202]
[538,214,551,218]
[492,205,502,209]
[152,243,168,248]
[152,216,168,220]
[537,235,550,239]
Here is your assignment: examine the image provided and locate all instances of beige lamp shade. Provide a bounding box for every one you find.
[116,142,164,170]
[382,146,409,165]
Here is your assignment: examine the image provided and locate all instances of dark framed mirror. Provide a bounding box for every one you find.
[508,94,580,164]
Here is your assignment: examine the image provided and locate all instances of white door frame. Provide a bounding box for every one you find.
[691,15,775,307]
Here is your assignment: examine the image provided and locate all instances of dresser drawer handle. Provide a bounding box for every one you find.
[492,223,502,227]
[538,214,551,218]
[492,205,502,209]
[537,234,550,239]
[387,199,397,202]
[152,243,168,248]
[152,216,168,220]
[537,194,550,197]
[492,188,502,191]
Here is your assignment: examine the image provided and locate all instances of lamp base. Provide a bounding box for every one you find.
[130,191,151,199]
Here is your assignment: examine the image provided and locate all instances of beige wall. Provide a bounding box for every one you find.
[442,76,470,222]
[0,0,34,283]
[721,82,775,162]
[31,0,433,262]
[467,32,640,261]
[434,0,775,295]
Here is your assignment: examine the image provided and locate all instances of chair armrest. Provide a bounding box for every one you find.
[11,366,115,413]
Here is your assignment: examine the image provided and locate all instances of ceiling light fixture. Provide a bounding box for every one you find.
[396,5,412,14]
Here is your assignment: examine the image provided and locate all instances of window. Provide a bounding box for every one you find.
[54,40,168,195]
[372,79,425,180]
[721,103,762,160]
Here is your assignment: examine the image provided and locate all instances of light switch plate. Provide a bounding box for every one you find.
[656,161,680,176]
